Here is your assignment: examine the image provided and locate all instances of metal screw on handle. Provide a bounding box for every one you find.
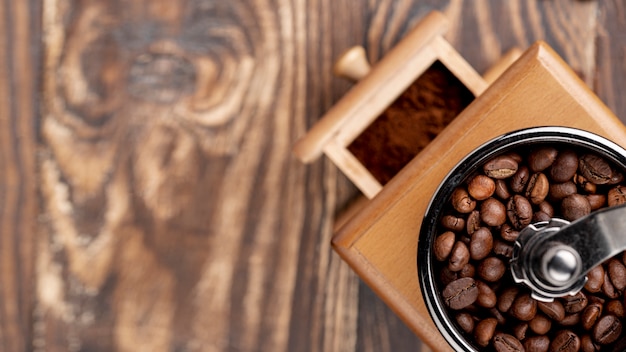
[543,245,581,284]
[511,203,626,302]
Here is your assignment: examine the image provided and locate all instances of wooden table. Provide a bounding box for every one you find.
[1,1,625,351]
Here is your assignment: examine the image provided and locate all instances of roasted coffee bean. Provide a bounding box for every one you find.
[560,313,581,326]
[452,187,476,213]
[561,193,591,221]
[550,330,580,352]
[529,146,558,172]
[440,214,465,232]
[574,174,597,194]
[551,149,579,182]
[459,263,475,278]
[477,256,506,282]
[511,165,530,193]
[493,239,514,258]
[474,317,498,347]
[480,197,507,226]
[581,334,598,352]
[466,210,481,235]
[610,171,624,185]
[434,231,455,261]
[588,295,606,306]
[470,227,493,261]
[495,179,511,199]
[538,300,566,322]
[507,152,523,163]
[513,322,529,341]
[439,266,458,286]
[538,200,555,217]
[526,172,549,204]
[530,313,552,335]
[443,277,478,310]
[476,280,497,308]
[468,174,496,200]
[586,194,606,211]
[455,312,475,334]
[549,181,577,201]
[609,335,626,352]
[507,195,533,229]
[603,271,620,299]
[563,291,588,314]
[580,153,613,185]
[581,303,602,330]
[490,307,507,325]
[484,155,519,179]
[493,333,524,352]
[500,223,520,242]
[606,300,625,318]
[510,293,538,321]
[608,185,626,206]
[448,241,470,272]
[498,286,519,313]
[608,258,626,291]
[592,314,622,345]
[585,265,605,293]
[533,210,551,222]
[524,335,550,352]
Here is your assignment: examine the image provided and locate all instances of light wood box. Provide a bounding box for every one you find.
[293,11,520,199]
[332,42,626,351]
[294,11,626,352]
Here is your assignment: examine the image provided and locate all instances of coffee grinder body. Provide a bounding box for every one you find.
[293,11,626,351]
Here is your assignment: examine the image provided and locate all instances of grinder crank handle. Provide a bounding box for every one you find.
[510,203,626,302]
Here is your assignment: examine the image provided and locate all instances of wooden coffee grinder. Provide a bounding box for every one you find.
[293,10,626,352]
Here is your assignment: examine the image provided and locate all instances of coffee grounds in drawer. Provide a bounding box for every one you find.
[348,60,475,186]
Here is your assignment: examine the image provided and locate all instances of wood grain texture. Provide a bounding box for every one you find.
[596,0,626,121]
[441,0,599,86]
[0,0,616,351]
[0,0,39,351]
[38,0,365,351]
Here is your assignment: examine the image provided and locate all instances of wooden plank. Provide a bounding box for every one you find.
[595,0,626,122]
[0,0,39,350]
[355,284,428,352]
[442,0,598,86]
[31,1,621,351]
[37,0,365,351]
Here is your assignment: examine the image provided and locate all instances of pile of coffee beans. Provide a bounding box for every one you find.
[433,145,626,351]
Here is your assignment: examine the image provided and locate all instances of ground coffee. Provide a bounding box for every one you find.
[348,60,474,185]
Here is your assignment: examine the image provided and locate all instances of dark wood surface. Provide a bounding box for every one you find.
[1,0,625,351]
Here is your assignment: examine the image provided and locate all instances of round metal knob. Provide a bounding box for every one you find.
[512,203,626,302]
[543,246,581,284]
[510,219,587,302]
